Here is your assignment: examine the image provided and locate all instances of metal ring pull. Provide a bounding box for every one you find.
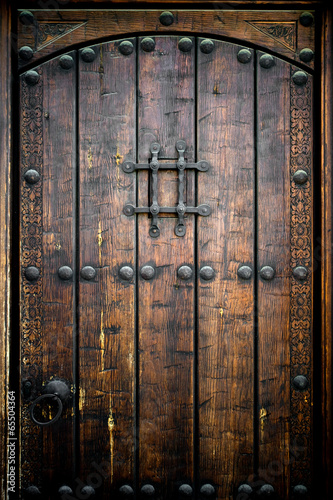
[30,393,63,427]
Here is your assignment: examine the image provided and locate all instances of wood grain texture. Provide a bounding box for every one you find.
[78,39,136,495]
[256,53,291,497]
[137,36,195,499]
[0,2,11,499]
[197,39,255,498]
[17,10,315,71]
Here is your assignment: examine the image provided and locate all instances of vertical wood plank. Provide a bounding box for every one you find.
[137,36,195,499]
[197,40,255,498]
[256,53,291,497]
[78,40,136,496]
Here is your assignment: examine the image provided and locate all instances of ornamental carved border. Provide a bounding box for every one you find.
[20,68,43,489]
[289,69,313,490]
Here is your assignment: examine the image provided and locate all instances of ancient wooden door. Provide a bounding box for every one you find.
[19,9,316,500]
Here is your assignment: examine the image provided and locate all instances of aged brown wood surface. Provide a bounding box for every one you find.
[17,9,315,71]
[78,40,137,494]
[197,39,255,497]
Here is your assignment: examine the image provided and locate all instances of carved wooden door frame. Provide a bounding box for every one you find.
[0,1,331,499]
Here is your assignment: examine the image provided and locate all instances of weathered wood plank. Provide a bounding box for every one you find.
[256,52,292,497]
[78,40,136,495]
[197,39,255,498]
[137,36,195,499]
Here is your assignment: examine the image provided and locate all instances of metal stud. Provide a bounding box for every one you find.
[178,38,193,52]
[299,48,314,63]
[292,71,308,86]
[119,266,134,281]
[81,486,95,498]
[58,266,73,281]
[177,265,193,280]
[119,41,134,56]
[24,70,40,86]
[178,484,193,497]
[141,484,155,497]
[293,170,308,185]
[258,484,275,497]
[19,46,34,61]
[259,266,275,281]
[140,265,155,280]
[292,266,308,280]
[141,38,155,52]
[159,11,174,26]
[25,485,41,497]
[25,266,40,281]
[200,484,215,498]
[237,265,253,280]
[59,55,74,70]
[237,49,252,64]
[292,375,309,391]
[293,485,308,496]
[119,485,134,497]
[199,266,215,281]
[80,48,96,63]
[58,486,73,496]
[80,266,96,281]
[300,12,314,27]
[19,11,35,26]
[237,484,253,495]
[259,54,275,69]
[200,39,215,54]
[24,169,40,185]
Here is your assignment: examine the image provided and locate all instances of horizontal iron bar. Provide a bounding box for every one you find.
[123,204,211,216]
[122,161,209,173]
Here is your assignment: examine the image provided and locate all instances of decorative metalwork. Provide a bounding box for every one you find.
[290,67,312,489]
[20,67,44,488]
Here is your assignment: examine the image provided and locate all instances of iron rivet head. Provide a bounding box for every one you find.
[300,12,314,27]
[119,41,134,56]
[299,48,314,63]
[25,266,40,281]
[292,71,308,86]
[81,48,96,63]
[200,39,215,54]
[24,169,40,185]
[237,265,253,280]
[199,266,215,281]
[200,484,215,497]
[293,170,308,185]
[259,266,275,281]
[178,38,193,52]
[25,486,41,497]
[58,266,73,281]
[178,265,193,280]
[141,484,155,497]
[293,485,308,496]
[123,205,135,216]
[149,226,160,238]
[258,485,275,497]
[119,485,134,497]
[159,11,174,26]
[81,486,95,498]
[238,484,253,495]
[24,70,40,86]
[19,11,35,26]
[179,484,193,497]
[237,49,252,64]
[293,266,308,280]
[259,54,275,69]
[58,486,73,496]
[292,375,309,391]
[119,266,134,281]
[59,55,74,70]
[140,265,155,280]
[19,46,34,61]
[141,37,155,52]
[80,266,96,281]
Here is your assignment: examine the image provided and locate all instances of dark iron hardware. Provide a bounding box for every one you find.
[122,141,211,237]
[29,379,70,427]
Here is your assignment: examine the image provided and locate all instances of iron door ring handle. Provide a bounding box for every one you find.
[30,393,63,426]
